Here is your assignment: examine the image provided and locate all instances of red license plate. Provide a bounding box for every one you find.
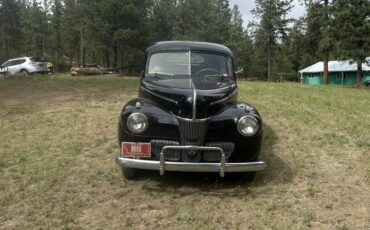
[122,142,151,158]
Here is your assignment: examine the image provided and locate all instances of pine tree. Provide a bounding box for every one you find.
[61,0,84,65]
[150,0,177,41]
[51,0,62,62]
[252,0,293,81]
[21,0,47,57]
[173,0,231,43]
[285,18,306,80]
[332,0,370,86]
[227,4,255,79]
[304,0,336,84]
[0,0,23,61]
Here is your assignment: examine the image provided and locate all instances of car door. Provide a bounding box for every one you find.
[2,60,19,74]
[0,62,8,74]
[12,59,26,73]
[2,60,16,74]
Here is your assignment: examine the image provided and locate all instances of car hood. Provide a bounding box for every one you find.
[139,77,238,119]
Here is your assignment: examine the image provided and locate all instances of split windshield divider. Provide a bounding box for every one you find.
[188,50,191,76]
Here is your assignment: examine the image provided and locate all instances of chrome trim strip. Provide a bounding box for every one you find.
[210,89,238,106]
[192,83,197,120]
[188,50,191,75]
[175,115,208,122]
[116,145,266,177]
[141,86,178,105]
[160,146,225,176]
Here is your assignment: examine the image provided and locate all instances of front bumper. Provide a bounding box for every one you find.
[116,145,266,177]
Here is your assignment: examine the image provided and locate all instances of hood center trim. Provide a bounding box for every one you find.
[192,80,197,120]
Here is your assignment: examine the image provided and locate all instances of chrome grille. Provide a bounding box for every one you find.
[203,142,235,162]
[177,117,208,162]
[150,140,180,161]
[177,118,208,145]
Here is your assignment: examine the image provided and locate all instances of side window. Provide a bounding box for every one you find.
[16,59,26,65]
[2,61,9,67]
[2,61,15,67]
[336,72,347,79]
[4,60,25,67]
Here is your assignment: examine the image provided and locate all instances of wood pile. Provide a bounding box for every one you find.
[71,64,116,76]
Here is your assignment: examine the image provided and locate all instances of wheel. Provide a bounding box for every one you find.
[366,82,370,88]
[20,69,29,76]
[121,167,140,180]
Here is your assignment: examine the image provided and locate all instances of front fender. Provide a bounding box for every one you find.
[207,102,263,162]
[118,98,180,145]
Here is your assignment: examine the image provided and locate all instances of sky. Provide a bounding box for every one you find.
[229,0,306,26]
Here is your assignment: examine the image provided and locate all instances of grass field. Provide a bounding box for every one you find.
[0,75,369,229]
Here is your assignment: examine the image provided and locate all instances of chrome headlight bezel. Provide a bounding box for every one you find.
[237,115,259,137]
[127,113,148,134]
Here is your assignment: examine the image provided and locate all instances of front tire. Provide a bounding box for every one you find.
[121,167,140,180]
[20,69,29,76]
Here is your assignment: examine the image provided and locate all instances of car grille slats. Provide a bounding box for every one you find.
[150,119,235,162]
[177,118,208,162]
[150,140,180,161]
[203,142,234,162]
[177,118,208,145]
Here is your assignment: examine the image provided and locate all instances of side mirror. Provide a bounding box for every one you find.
[235,67,244,74]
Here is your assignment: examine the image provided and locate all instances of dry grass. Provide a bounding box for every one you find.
[0,75,369,229]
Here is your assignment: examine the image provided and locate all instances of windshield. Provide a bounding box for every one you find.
[146,51,233,80]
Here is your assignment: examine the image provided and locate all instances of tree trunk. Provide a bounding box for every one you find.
[76,50,80,67]
[267,41,271,82]
[2,23,7,59]
[57,46,60,63]
[357,61,362,87]
[42,33,45,56]
[323,50,329,84]
[106,52,110,68]
[80,28,85,66]
[69,53,73,66]
[322,0,329,85]
[113,42,118,68]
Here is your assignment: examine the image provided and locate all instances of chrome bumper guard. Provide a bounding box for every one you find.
[116,145,266,177]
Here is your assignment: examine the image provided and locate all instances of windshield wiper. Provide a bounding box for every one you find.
[203,74,229,81]
[149,72,175,78]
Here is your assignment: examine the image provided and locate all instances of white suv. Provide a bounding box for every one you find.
[0,57,49,75]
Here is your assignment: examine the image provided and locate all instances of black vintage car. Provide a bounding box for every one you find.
[116,41,266,180]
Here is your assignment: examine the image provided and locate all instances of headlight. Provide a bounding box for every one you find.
[127,113,148,134]
[237,116,259,136]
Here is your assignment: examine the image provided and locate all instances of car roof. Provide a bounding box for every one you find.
[6,57,30,61]
[6,57,42,61]
[146,41,234,58]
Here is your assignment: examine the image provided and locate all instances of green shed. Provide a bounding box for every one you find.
[299,59,370,85]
